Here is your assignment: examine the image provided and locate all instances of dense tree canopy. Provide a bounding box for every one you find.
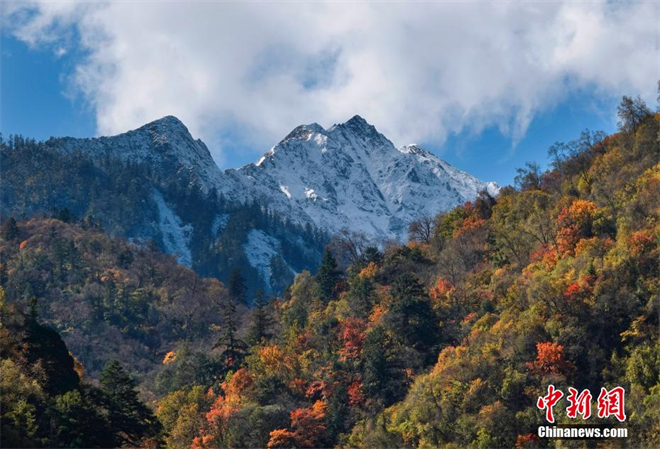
[2,94,660,448]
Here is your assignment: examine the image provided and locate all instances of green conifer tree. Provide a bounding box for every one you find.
[247,290,273,345]
[0,217,19,241]
[317,249,341,301]
[227,269,248,305]
[100,360,162,446]
[214,294,247,371]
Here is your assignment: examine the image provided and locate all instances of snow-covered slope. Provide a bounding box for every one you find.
[43,114,498,290]
[51,114,497,240]
[153,189,193,266]
[219,115,499,239]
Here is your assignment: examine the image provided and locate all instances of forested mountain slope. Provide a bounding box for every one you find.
[1,294,163,448]
[0,115,495,294]
[0,132,326,296]
[2,95,659,448]
[149,96,660,448]
[0,217,246,391]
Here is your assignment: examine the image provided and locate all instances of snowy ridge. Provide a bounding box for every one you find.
[47,114,498,284]
[52,116,225,189]
[218,115,499,239]
[399,144,499,199]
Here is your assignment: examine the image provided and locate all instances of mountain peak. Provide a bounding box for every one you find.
[400,144,427,156]
[50,114,223,191]
[340,114,376,133]
[325,115,393,153]
[142,115,192,138]
[326,115,374,133]
[346,114,369,126]
[150,115,185,126]
[282,122,326,142]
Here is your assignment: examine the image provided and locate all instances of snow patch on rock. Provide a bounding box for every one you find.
[211,213,230,236]
[153,190,193,266]
[279,185,292,199]
[244,230,280,291]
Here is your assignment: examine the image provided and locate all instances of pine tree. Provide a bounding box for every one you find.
[247,290,273,345]
[52,237,70,281]
[387,273,440,363]
[100,360,162,446]
[362,326,407,408]
[26,294,38,323]
[347,275,375,318]
[227,269,248,305]
[53,389,116,448]
[317,249,340,301]
[54,207,74,223]
[214,294,247,371]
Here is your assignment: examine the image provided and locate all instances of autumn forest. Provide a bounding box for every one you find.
[2,95,660,448]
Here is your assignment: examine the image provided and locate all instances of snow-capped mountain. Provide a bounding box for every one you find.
[220,115,498,239]
[51,114,498,240]
[50,114,497,240]
[3,114,497,294]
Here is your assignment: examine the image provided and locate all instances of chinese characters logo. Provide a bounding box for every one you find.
[537,385,626,423]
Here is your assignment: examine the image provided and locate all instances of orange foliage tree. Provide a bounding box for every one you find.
[347,379,365,406]
[526,342,575,376]
[556,200,597,255]
[267,400,328,448]
[198,369,254,446]
[337,318,367,361]
[266,429,297,448]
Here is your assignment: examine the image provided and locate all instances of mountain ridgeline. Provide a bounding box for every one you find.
[0,116,496,295]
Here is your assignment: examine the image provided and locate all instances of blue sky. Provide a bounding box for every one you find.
[1,36,95,140]
[2,1,656,187]
[423,92,619,186]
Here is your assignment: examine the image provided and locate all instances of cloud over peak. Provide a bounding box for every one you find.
[4,1,659,165]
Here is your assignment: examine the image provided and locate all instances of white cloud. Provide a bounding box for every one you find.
[4,0,659,165]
